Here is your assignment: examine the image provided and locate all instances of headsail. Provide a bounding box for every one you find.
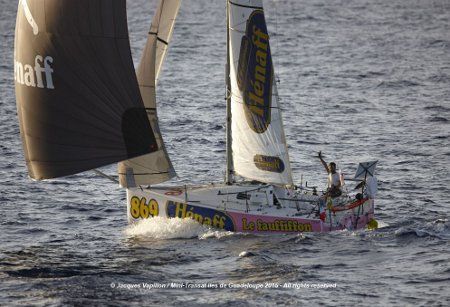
[228,0,293,186]
[118,0,181,187]
[151,0,182,82]
[14,0,158,180]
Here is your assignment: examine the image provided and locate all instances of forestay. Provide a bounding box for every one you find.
[228,0,293,186]
[118,0,181,187]
[14,0,158,180]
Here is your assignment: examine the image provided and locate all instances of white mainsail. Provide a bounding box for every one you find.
[119,0,181,187]
[228,0,293,186]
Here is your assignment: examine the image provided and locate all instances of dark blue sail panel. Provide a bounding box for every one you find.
[237,10,273,134]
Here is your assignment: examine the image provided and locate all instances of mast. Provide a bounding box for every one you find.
[225,0,233,185]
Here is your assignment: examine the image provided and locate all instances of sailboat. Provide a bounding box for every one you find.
[14,0,378,233]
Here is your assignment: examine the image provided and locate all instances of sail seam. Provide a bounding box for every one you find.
[229,28,246,35]
[229,1,263,10]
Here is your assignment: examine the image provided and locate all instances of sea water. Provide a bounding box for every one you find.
[0,0,449,305]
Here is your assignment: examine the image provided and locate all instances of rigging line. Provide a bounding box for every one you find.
[228,18,248,31]
[118,171,170,175]
[225,89,232,100]
[229,18,247,28]
[274,0,280,81]
[228,27,245,35]
[228,92,282,110]
[217,186,270,195]
[93,169,119,184]
[277,197,317,203]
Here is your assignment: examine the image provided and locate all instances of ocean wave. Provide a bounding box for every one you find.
[426,39,450,49]
[376,80,421,88]
[5,267,81,279]
[394,219,449,240]
[429,116,448,123]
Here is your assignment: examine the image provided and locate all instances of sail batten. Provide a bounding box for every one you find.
[229,0,263,10]
[228,0,293,186]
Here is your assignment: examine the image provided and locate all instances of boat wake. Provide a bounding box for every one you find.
[124,217,210,239]
[199,229,237,240]
[124,217,238,240]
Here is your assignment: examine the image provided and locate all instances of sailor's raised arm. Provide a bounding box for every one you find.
[318,151,330,173]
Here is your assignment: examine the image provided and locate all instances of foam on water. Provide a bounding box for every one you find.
[124,217,209,239]
[125,217,240,240]
[199,229,237,240]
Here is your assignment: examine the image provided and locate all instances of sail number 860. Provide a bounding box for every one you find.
[130,196,159,219]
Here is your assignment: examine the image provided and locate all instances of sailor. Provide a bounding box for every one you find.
[318,151,342,198]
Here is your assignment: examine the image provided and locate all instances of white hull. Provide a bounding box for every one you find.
[126,183,376,233]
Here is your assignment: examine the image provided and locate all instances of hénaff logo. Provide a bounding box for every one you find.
[237,10,273,133]
[166,201,235,231]
[21,0,39,35]
[14,55,54,89]
[253,154,285,173]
